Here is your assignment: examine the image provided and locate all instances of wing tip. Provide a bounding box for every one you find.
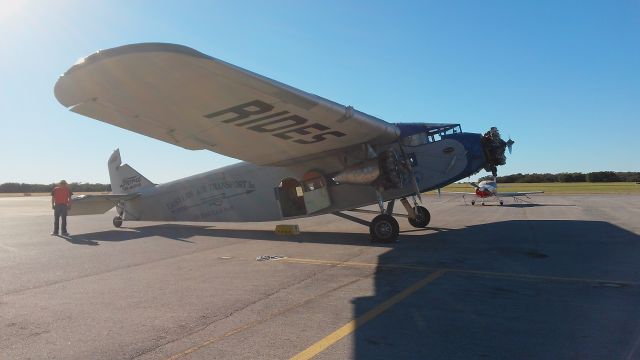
[54,43,208,107]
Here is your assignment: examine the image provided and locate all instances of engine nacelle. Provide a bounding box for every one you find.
[332,149,404,189]
[333,159,380,185]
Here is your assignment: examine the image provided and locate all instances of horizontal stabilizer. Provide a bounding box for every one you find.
[68,193,139,216]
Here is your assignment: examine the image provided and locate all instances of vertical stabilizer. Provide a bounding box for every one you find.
[108,149,154,194]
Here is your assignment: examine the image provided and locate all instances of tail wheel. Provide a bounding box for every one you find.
[370,214,399,243]
[408,206,430,228]
[113,216,123,228]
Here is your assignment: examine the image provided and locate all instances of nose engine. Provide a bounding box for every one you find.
[481,127,514,176]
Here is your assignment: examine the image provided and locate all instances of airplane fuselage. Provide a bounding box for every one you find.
[119,131,488,222]
[475,181,498,198]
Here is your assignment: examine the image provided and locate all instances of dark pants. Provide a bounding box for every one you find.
[53,204,68,234]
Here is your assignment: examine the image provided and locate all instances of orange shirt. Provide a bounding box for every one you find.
[52,186,73,205]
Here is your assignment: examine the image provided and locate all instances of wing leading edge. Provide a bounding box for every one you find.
[54,43,400,165]
[496,191,544,197]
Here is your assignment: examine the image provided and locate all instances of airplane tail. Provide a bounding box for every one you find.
[108,149,155,194]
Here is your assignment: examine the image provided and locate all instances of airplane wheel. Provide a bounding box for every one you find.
[113,216,123,228]
[471,200,475,205]
[408,206,430,228]
[499,200,504,206]
[370,214,399,243]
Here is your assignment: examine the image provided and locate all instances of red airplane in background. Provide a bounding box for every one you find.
[450,178,544,205]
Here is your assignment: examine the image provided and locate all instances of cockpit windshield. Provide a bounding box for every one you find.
[399,123,462,147]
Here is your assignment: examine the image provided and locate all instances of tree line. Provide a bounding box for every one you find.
[2,171,639,192]
[0,182,111,193]
[479,171,640,183]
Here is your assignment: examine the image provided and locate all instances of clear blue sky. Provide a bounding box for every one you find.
[1,0,638,184]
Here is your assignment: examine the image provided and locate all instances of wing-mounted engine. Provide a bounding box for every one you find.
[332,147,407,190]
[481,127,514,176]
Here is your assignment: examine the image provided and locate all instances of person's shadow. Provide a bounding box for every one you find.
[56,234,99,246]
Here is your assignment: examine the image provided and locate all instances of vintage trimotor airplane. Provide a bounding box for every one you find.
[54,43,514,243]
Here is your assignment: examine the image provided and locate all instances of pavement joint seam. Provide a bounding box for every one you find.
[162,273,375,360]
[283,258,640,286]
[1,239,261,297]
[151,251,376,359]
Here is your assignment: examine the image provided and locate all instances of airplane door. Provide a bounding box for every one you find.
[301,171,331,214]
[276,178,307,218]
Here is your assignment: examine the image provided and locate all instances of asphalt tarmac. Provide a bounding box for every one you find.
[1,194,639,359]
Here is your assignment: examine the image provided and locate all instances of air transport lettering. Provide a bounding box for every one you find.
[120,176,142,192]
[166,179,255,213]
[203,100,346,144]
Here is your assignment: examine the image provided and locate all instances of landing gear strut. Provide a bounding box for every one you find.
[400,197,430,228]
[333,193,432,243]
[408,206,430,228]
[369,193,399,243]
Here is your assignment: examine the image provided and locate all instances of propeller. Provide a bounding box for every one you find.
[506,138,515,154]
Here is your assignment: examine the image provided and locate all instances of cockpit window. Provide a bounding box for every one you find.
[401,132,429,146]
[401,124,462,147]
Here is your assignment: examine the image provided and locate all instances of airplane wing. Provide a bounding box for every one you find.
[495,191,544,197]
[54,43,400,165]
[68,193,139,216]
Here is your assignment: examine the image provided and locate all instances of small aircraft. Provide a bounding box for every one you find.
[449,178,544,206]
[54,43,515,242]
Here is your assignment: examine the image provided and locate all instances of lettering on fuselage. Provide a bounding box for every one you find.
[165,179,255,213]
[120,176,142,192]
[203,100,347,144]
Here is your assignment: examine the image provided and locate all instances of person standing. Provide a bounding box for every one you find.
[51,180,73,236]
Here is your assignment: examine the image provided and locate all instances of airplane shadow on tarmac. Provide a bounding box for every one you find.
[352,220,640,359]
[68,219,640,358]
[72,223,395,247]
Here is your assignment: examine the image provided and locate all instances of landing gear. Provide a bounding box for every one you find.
[113,202,125,228]
[369,214,399,243]
[333,193,432,243]
[399,197,430,228]
[499,200,504,206]
[408,206,430,228]
[471,200,476,205]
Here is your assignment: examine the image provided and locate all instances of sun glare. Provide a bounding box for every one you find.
[0,0,28,22]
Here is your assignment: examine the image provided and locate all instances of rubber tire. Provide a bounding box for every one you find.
[370,214,400,243]
[408,206,430,228]
[499,201,504,206]
[113,216,123,228]
[471,200,475,205]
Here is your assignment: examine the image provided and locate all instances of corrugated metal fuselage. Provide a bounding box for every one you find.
[121,132,486,222]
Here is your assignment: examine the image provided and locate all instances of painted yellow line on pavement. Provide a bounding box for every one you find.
[284,258,639,286]
[290,270,446,360]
